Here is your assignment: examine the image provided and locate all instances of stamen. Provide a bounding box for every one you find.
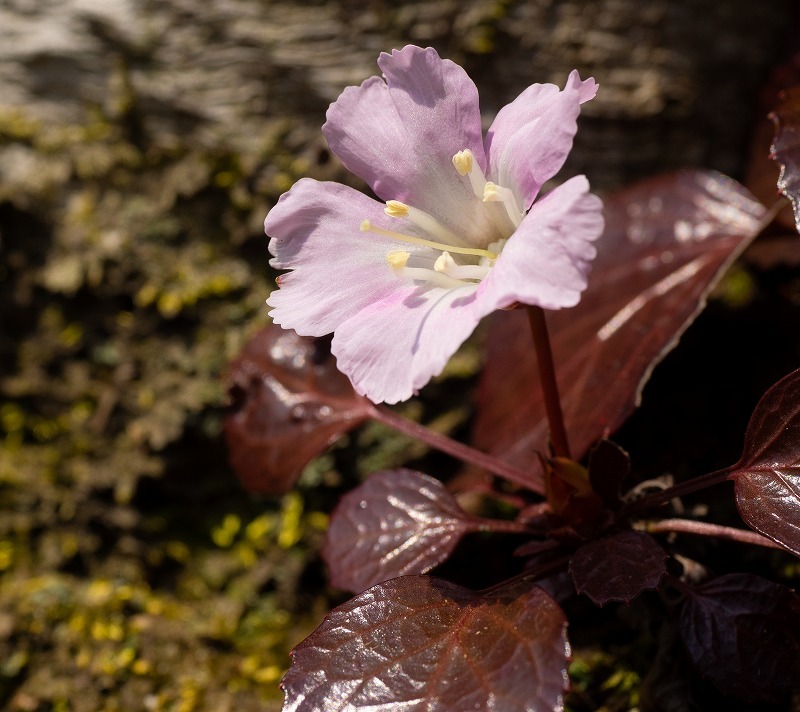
[387,250,410,271]
[434,251,456,273]
[384,201,461,245]
[452,149,487,199]
[451,150,473,176]
[399,266,472,289]
[361,220,496,260]
[434,251,491,281]
[483,182,523,227]
[384,201,409,218]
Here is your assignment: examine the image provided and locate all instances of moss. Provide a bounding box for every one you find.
[566,649,644,712]
[0,52,337,708]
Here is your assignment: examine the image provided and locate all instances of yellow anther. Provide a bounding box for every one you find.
[483,182,501,202]
[452,149,473,176]
[385,201,410,218]
[387,250,410,270]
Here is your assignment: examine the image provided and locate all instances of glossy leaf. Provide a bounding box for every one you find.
[322,469,480,593]
[769,62,800,232]
[282,576,569,712]
[744,52,799,230]
[679,573,800,702]
[731,367,800,557]
[569,530,667,606]
[223,325,371,494]
[473,171,766,473]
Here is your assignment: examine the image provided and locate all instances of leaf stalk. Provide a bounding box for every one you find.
[369,404,545,494]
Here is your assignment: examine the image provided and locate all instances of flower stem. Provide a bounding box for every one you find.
[527,306,571,459]
[643,518,783,549]
[368,405,544,494]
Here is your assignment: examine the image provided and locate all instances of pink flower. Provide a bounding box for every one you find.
[265,46,603,404]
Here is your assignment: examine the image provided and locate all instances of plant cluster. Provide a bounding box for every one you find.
[226,46,800,710]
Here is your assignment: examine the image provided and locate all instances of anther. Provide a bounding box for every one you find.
[384,201,409,218]
[434,251,490,281]
[434,251,456,273]
[384,201,462,245]
[452,150,473,176]
[387,250,410,271]
[452,148,487,200]
[483,182,523,227]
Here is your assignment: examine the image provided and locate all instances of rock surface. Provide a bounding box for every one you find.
[0,0,794,182]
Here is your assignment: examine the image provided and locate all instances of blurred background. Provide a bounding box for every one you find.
[0,1,797,710]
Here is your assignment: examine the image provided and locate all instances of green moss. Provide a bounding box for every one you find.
[0,63,315,708]
[566,649,643,712]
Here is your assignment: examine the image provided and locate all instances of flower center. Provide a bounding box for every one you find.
[360,149,522,289]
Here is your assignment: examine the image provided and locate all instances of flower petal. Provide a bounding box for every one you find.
[265,178,410,336]
[477,176,604,312]
[485,71,597,210]
[322,45,491,239]
[332,285,481,404]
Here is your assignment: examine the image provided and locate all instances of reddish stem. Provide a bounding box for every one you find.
[369,405,545,494]
[481,554,571,594]
[470,517,539,535]
[527,306,571,459]
[618,467,731,520]
[644,518,783,550]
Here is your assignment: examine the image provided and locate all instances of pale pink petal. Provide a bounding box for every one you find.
[322,46,490,238]
[476,176,604,312]
[265,53,603,405]
[332,285,481,404]
[265,178,414,336]
[485,71,597,210]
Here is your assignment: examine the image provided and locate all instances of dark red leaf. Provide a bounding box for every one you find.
[588,439,631,509]
[744,52,799,230]
[639,625,696,712]
[679,573,800,702]
[282,576,569,712]
[473,171,766,475]
[569,530,667,606]
[322,469,480,593]
[731,367,800,557]
[223,325,371,494]
[769,59,800,232]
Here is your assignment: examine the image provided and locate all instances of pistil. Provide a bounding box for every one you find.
[362,148,526,290]
[360,220,497,260]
